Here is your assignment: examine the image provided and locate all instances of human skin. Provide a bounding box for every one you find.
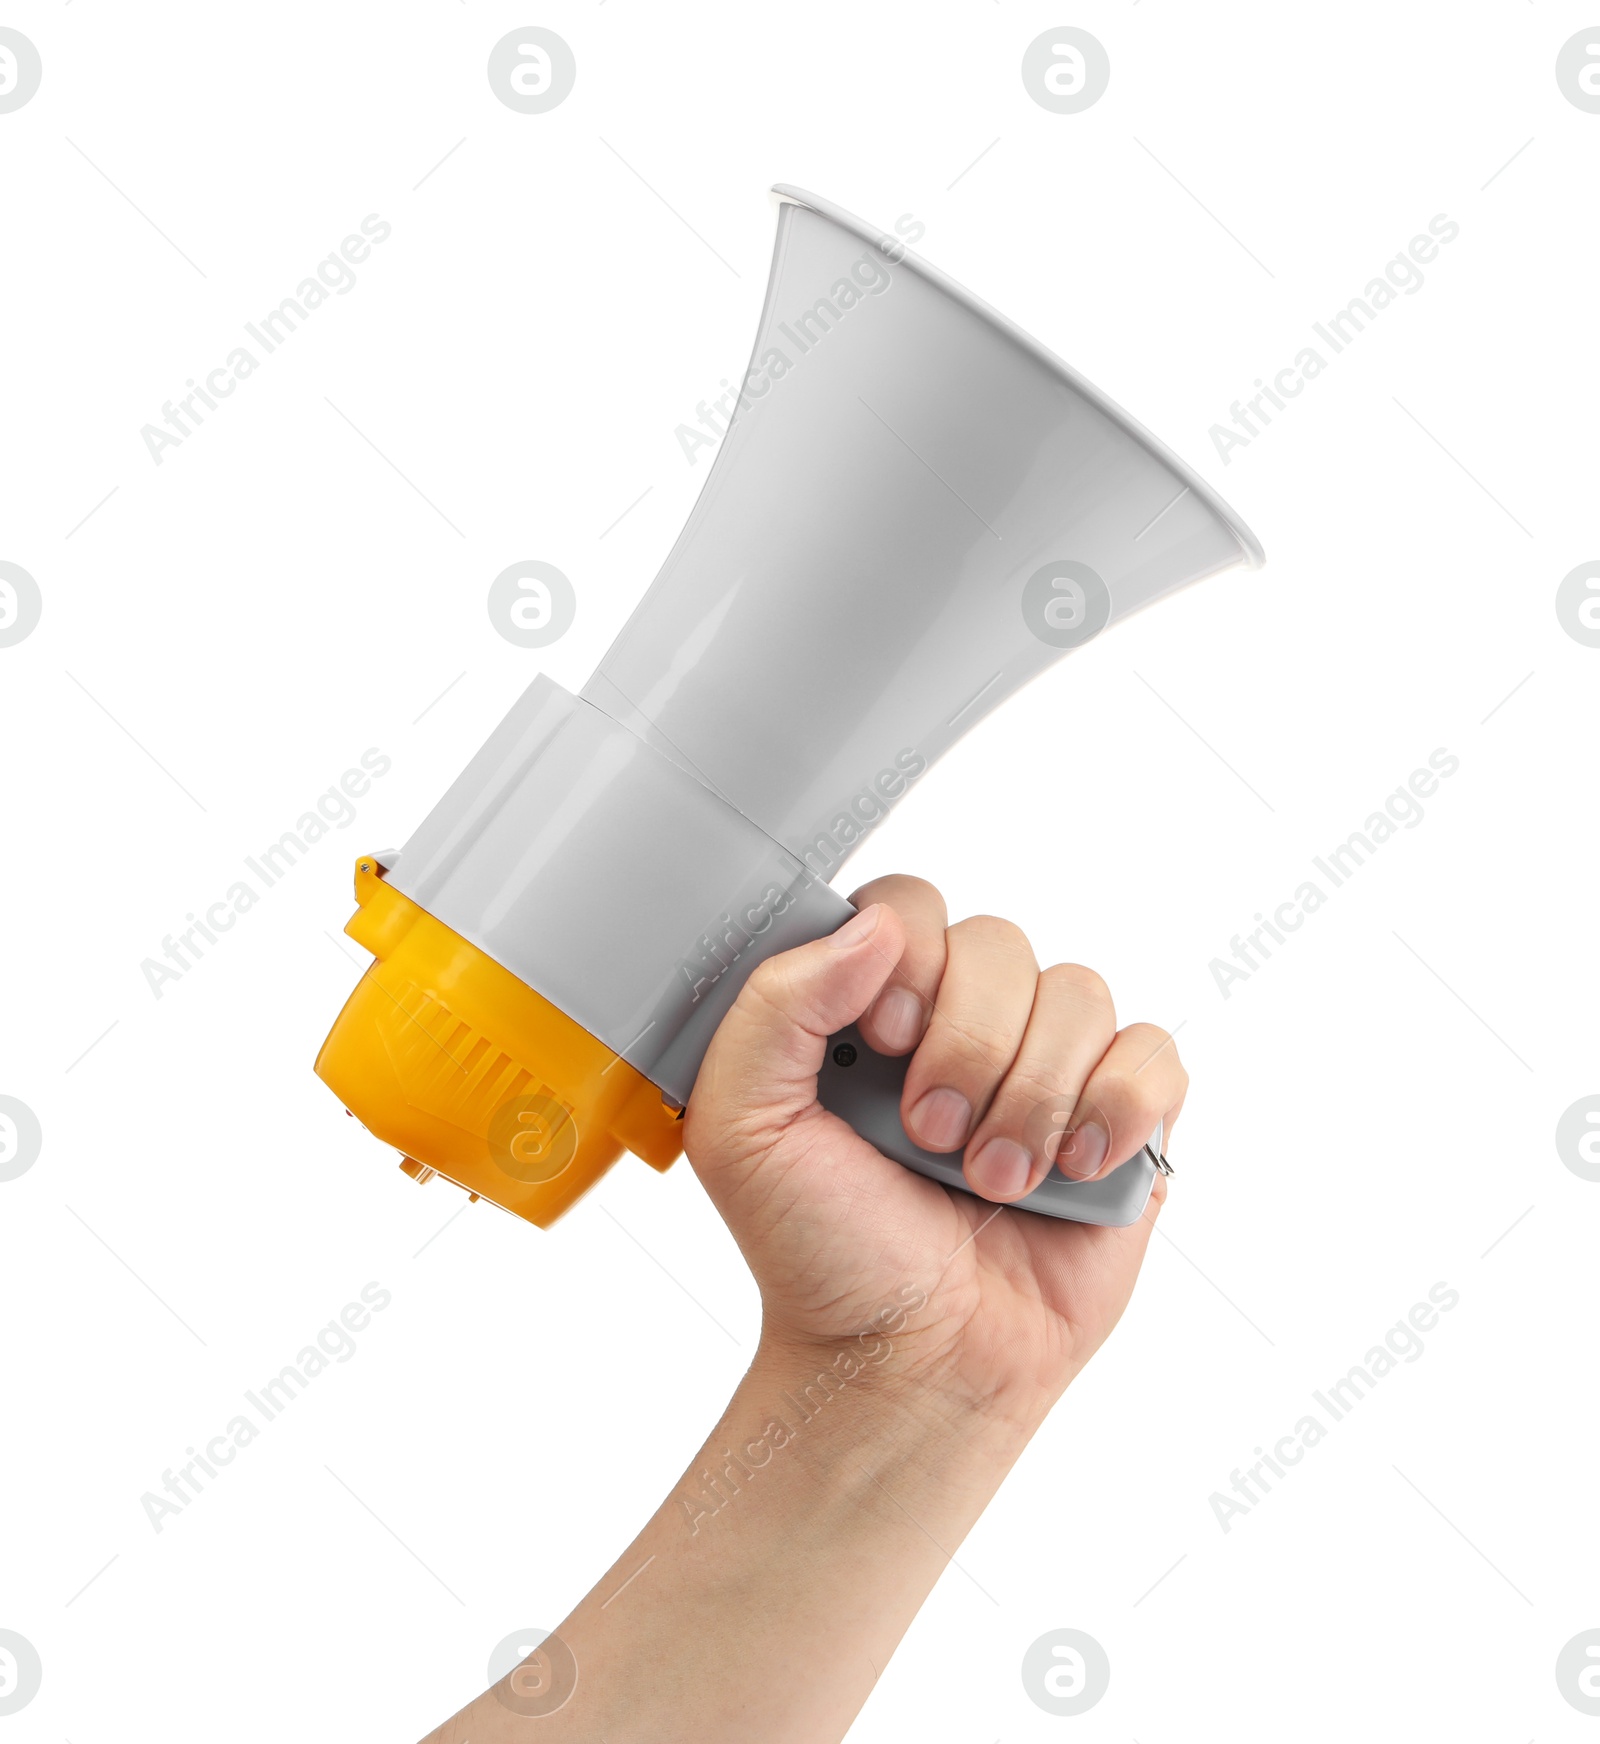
[419,874,1187,1743]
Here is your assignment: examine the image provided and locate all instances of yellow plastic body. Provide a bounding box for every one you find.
[314,857,683,1228]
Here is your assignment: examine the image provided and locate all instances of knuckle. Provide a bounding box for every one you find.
[921,1007,1017,1079]
[1041,962,1115,1019]
[1098,1066,1172,1134]
[740,955,818,1033]
[1121,1021,1184,1074]
[888,873,946,909]
[743,955,791,1008]
[849,873,947,922]
[993,1061,1073,1118]
[739,955,838,1056]
[949,913,1036,965]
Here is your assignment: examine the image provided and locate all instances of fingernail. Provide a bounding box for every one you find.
[828,904,882,949]
[908,1087,972,1151]
[969,1136,1032,1200]
[1056,1116,1108,1180]
[869,986,923,1049]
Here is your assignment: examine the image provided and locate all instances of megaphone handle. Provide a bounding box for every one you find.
[814,1022,1161,1228]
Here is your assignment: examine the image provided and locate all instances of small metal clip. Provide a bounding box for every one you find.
[1143,1143,1174,1177]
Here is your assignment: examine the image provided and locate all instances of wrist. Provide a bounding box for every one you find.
[752,1288,1065,1447]
[741,1325,1042,1502]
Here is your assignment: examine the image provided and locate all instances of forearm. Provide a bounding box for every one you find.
[421,1333,1040,1744]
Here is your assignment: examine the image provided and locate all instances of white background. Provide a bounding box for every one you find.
[2,3,1597,1739]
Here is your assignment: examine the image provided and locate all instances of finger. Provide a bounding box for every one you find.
[959,964,1118,1202]
[1054,1022,1188,1185]
[1162,1097,1186,1158]
[901,915,1038,1154]
[847,875,948,1056]
[686,904,905,1166]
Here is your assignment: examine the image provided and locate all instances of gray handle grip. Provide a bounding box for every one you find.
[815,1023,1158,1227]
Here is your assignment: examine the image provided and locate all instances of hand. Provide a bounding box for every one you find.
[423,878,1188,1743]
[684,875,1188,1432]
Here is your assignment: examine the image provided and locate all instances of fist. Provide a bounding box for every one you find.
[851,875,1185,1200]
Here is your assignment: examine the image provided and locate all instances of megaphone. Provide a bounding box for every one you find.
[315,185,1263,1232]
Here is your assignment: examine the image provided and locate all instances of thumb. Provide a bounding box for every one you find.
[686,904,906,1151]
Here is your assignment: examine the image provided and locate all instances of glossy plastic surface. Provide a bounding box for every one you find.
[585,187,1261,869]
[315,857,684,1227]
[386,675,852,1105]
[817,1022,1159,1226]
